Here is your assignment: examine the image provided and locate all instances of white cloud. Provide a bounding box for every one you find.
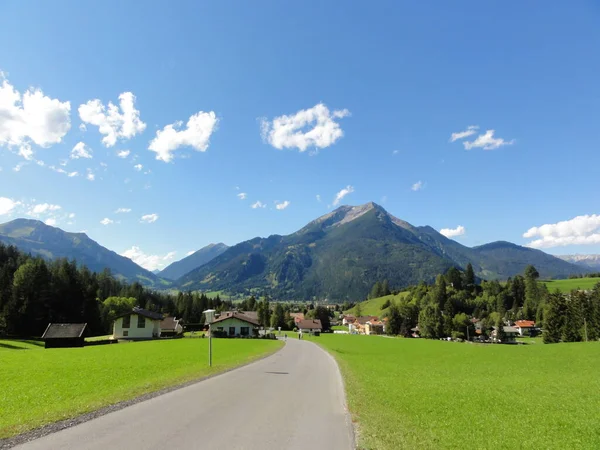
[140,213,159,223]
[67,171,78,177]
[463,129,514,150]
[0,74,71,159]
[237,192,247,200]
[0,197,19,215]
[251,201,266,209]
[134,164,143,171]
[275,200,290,210]
[68,213,75,219]
[450,125,479,142]
[186,250,195,256]
[411,181,424,191]
[70,141,93,159]
[86,169,95,181]
[316,194,321,203]
[79,123,86,132]
[30,203,61,216]
[148,111,218,162]
[392,150,399,155]
[121,246,177,271]
[78,92,146,147]
[13,162,26,172]
[440,225,466,238]
[523,214,600,249]
[332,185,354,206]
[44,218,57,226]
[100,218,113,225]
[115,208,131,213]
[260,103,350,152]
[117,150,130,158]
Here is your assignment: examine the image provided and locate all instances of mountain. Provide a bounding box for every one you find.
[0,219,170,287]
[556,254,600,271]
[177,202,584,300]
[158,243,229,280]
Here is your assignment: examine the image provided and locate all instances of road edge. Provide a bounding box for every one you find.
[304,339,357,450]
[0,340,284,450]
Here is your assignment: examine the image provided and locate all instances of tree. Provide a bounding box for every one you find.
[381,299,391,310]
[386,302,402,335]
[270,303,285,329]
[464,263,475,293]
[257,296,271,328]
[432,276,448,308]
[562,292,583,342]
[524,265,540,280]
[452,313,472,340]
[544,291,565,344]
[370,281,383,299]
[354,303,362,317]
[445,267,463,291]
[494,316,506,343]
[418,303,442,339]
[443,299,454,337]
[312,306,331,330]
[381,280,391,296]
[283,310,295,330]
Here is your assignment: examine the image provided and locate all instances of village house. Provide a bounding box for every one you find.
[42,323,87,348]
[290,312,305,326]
[113,307,164,340]
[297,319,323,334]
[365,319,384,335]
[342,315,356,326]
[513,320,536,336]
[159,316,183,337]
[211,311,259,337]
[491,326,519,344]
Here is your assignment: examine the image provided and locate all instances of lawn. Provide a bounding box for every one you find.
[345,291,409,316]
[310,334,600,449]
[541,277,600,293]
[0,338,282,439]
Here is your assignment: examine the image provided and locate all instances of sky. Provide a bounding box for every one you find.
[1,1,600,271]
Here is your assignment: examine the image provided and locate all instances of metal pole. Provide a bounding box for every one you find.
[209,323,212,367]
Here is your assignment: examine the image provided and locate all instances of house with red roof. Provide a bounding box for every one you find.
[513,320,536,336]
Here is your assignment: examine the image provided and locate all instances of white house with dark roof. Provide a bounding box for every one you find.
[211,311,260,337]
[112,307,164,340]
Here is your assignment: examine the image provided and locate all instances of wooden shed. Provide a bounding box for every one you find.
[42,323,87,348]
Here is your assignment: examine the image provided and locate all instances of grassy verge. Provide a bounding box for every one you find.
[0,338,282,438]
[309,334,600,449]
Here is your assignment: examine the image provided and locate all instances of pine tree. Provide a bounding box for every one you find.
[562,293,583,342]
[494,316,506,343]
[464,263,475,294]
[443,299,454,337]
[544,291,565,344]
[381,280,391,296]
[387,302,402,335]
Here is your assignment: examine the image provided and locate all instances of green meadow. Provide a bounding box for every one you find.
[541,277,600,293]
[345,291,409,316]
[0,338,281,439]
[310,334,600,450]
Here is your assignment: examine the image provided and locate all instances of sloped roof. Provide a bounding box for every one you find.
[356,316,379,325]
[212,311,260,326]
[514,320,536,328]
[42,323,87,339]
[160,316,180,330]
[114,307,164,321]
[297,319,322,330]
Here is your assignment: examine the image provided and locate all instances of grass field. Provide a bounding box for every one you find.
[541,277,600,293]
[345,291,409,316]
[310,334,600,449]
[0,338,282,439]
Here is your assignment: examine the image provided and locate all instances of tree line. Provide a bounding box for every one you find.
[382,263,600,343]
[0,243,230,337]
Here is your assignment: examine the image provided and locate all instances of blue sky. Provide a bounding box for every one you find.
[1,1,599,270]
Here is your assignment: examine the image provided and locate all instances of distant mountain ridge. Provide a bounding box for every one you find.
[158,243,229,280]
[176,202,585,299]
[557,254,600,270]
[0,219,169,287]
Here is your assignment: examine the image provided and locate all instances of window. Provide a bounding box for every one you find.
[123,330,129,337]
[137,315,146,328]
[122,315,130,328]
[240,327,249,336]
[229,327,236,336]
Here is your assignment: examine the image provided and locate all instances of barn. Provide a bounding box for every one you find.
[41,323,87,348]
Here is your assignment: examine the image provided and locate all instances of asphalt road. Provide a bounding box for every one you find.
[15,338,354,450]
